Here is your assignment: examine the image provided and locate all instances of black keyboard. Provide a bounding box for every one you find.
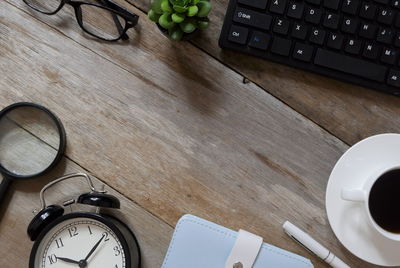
[219,0,400,96]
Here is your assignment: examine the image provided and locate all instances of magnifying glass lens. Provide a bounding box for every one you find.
[0,106,61,176]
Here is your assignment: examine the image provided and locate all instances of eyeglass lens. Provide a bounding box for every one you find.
[79,4,127,40]
[24,0,128,40]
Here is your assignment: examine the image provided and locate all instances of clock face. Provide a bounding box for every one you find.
[32,217,126,268]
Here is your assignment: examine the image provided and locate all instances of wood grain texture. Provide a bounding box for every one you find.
[0,1,383,267]
[125,0,400,146]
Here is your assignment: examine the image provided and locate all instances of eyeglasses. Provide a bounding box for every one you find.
[23,0,139,41]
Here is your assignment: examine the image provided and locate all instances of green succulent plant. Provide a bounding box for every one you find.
[148,0,211,41]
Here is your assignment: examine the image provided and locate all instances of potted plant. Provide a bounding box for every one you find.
[148,0,211,41]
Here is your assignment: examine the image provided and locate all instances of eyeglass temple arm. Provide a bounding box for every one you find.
[105,0,139,25]
[94,0,128,39]
[98,0,139,39]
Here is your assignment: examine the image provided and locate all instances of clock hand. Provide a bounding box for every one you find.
[83,233,106,262]
[56,256,80,264]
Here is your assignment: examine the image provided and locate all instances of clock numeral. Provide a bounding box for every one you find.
[113,246,121,256]
[48,254,57,265]
[68,226,79,238]
[102,232,110,242]
[55,237,64,248]
[87,225,93,235]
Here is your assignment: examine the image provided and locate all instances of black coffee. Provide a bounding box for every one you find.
[369,169,400,233]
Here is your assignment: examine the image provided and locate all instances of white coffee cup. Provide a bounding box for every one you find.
[341,165,400,241]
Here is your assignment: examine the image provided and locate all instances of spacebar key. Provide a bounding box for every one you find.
[314,49,387,82]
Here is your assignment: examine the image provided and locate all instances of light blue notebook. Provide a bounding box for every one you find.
[162,214,314,268]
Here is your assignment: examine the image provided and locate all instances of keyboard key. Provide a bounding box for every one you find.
[395,32,400,47]
[314,48,387,82]
[324,0,341,10]
[342,17,360,34]
[392,0,400,9]
[395,14,400,27]
[309,27,326,45]
[287,1,304,19]
[374,0,389,4]
[292,23,308,39]
[360,2,377,19]
[381,48,399,64]
[238,0,269,9]
[305,7,322,24]
[342,0,360,15]
[363,42,381,59]
[273,17,290,35]
[377,7,395,25]
[359,22,377,39]
[345,38,362,54]
[323,12,340,29]
[233,8,272,30]
[271,37,292,55]
[228,25,249,44]
[377,27,394,44]
[306,0,321,4]
[327,33,344,49]
[249,31,271,50]
[293,43,314,61]
[270,0,287,14]
[387,69,400,87]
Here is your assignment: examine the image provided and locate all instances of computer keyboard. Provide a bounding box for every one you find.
[219,0,400,96]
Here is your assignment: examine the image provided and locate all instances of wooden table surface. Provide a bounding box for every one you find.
[1,0,399,267]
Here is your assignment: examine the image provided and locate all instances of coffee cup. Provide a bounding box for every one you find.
[341,166,400,241]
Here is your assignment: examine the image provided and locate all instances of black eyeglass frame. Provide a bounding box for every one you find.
[23,0,139,41]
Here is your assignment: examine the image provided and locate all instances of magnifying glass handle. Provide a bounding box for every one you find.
[0,176,12,207]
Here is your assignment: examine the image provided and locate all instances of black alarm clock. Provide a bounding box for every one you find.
[27,173,141,268]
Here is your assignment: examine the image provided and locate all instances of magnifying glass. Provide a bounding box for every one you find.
[0,102,66,216]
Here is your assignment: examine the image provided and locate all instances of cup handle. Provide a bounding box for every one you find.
[341,189,366,202]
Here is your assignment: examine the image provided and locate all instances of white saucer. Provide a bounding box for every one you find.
[326,134,400,266]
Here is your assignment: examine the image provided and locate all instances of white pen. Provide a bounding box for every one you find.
[283,221,350,268]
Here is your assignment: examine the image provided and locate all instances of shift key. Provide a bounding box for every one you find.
[233,7,272,30]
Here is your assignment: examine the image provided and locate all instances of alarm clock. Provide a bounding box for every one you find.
[27,173,141,268]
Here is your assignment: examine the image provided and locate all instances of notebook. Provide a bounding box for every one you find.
[162,214,314,268]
